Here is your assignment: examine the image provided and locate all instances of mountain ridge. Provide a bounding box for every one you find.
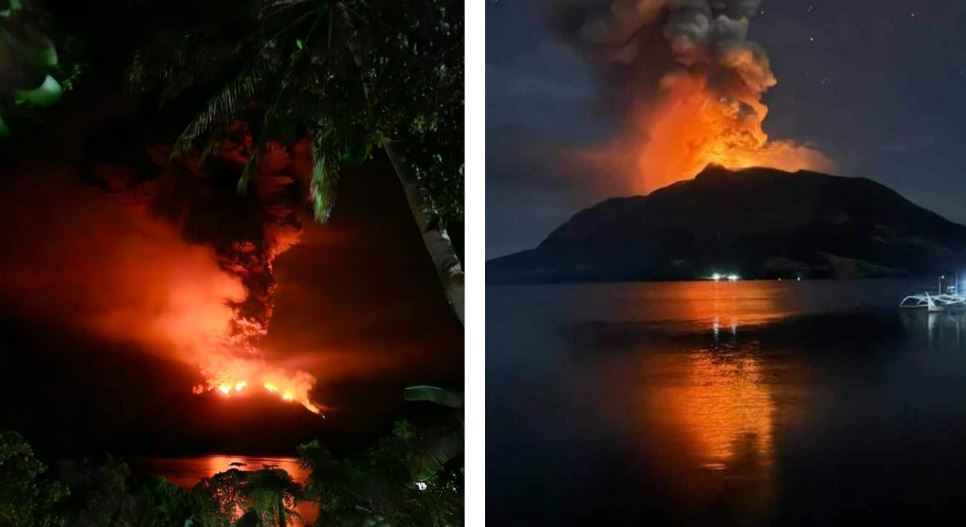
[488,166,966,283]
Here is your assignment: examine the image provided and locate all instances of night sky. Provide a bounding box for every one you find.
[487,0,966,257]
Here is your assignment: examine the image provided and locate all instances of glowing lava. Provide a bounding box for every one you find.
[143,234,324,416]
[192,353,323,415]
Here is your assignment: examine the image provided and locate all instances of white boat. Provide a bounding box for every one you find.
[899,292,966,312]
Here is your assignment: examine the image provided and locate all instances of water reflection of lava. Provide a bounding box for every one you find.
[636,282,790,519]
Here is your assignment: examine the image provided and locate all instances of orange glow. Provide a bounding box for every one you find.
[647,351,774,471]
[626,281,806,517]
[640,282,781,470]
[669,280,793,329]
[115,225,325,415]
[200,455,317,526]
[637,347,778,520]
[195,355,323,414]
[631,71,835,193]
[578,35,836,193]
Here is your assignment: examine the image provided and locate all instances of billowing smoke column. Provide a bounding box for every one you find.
[134,136,322,414]
[557,0,835,192]
[0,133,324,415]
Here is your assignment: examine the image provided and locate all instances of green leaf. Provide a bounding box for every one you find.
[310,136,338,222]
[33,40,58,69]
[237,144,262,195]
[413,431,462,482]
[14,75,62,107]
[174,73,258,154]
[403,386,463,408]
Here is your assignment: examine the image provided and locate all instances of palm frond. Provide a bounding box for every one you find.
[413,429,462,482]
[237,142,261,195]
[403,386,463,408]
[310,131,338,222]
[173,72,260,155]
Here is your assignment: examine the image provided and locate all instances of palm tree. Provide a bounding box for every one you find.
[127,0,465,323]
[246,468,302,527]
[192,467,301,527]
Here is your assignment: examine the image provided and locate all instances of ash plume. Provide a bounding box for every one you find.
[0,134,324,415]
[553,0,835,192]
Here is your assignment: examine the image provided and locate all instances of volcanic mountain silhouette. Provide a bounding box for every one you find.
[488,166,966,283]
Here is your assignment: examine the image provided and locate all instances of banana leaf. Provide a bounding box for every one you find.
[403,385,463,408]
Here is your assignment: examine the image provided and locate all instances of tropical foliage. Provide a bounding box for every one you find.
[127,0,463,227]
[125,0,465,321]
[0,431,66,527]
[192,467,301,527]
[0,0,81,136]
[54,458,191,527]
[298,421,463,526]
[297,386,463,526]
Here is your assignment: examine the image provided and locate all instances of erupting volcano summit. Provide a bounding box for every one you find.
[558,0,834,192]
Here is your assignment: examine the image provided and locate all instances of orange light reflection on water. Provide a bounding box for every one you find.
[678,280,792,330]
[635,281,793,517]
[646,352,774,473]
[203,455,310,485]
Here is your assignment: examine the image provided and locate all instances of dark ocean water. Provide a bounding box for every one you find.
[487,279,966,526]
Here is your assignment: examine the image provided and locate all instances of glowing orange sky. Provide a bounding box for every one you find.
[571,70,837,197]
[0,166,324,415]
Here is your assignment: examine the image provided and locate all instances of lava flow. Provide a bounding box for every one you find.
[193,355,322,415]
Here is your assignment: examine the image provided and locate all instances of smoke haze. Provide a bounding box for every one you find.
[0,148,324,414]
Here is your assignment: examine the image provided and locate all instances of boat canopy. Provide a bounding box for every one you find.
[900,292,966,312]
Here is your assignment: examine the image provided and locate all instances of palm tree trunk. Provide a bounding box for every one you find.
[336,2,465,325]
[383,143,465,323]
[277,493,286,526]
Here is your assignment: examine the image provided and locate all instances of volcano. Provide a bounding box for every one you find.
[488,166,966,283]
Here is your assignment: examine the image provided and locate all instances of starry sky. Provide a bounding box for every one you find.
[487,0,966,257]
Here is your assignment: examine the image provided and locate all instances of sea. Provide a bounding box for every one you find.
[487,278,966,526]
